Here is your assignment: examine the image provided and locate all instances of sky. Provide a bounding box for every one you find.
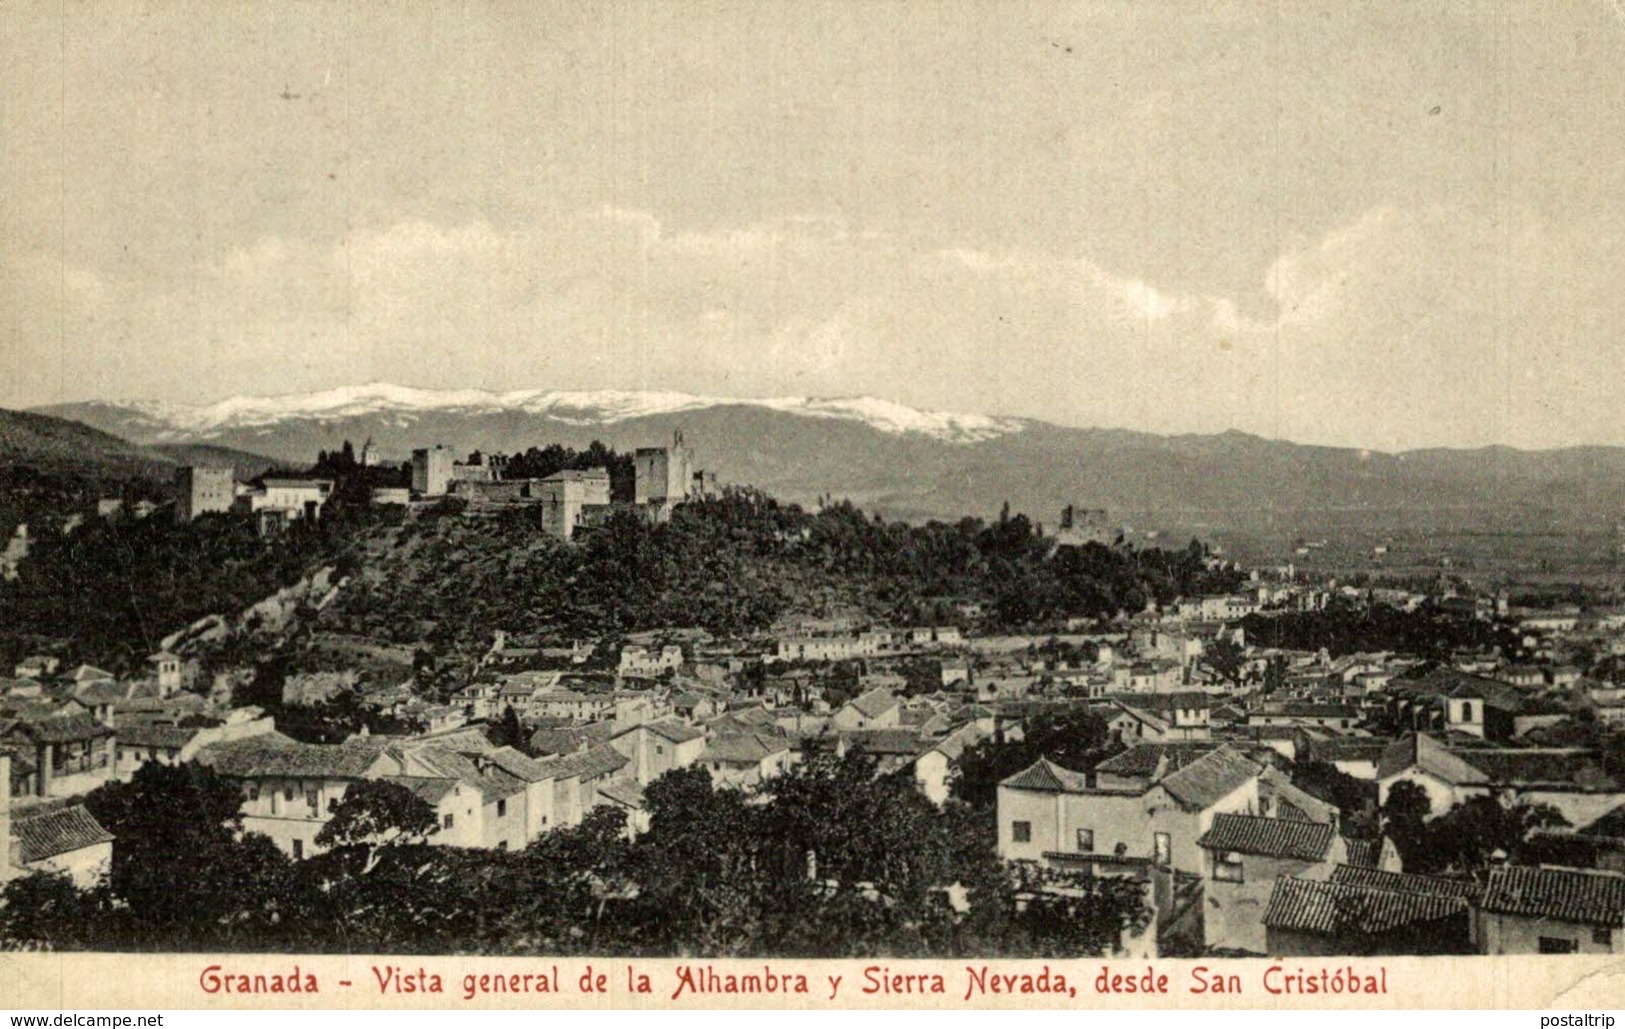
[4,0,1625,451]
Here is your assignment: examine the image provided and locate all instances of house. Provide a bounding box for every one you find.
[699,733,792,788]
[2,768,115,889]
[1376,733,1622,826]
[374,775,491,850]
[1198,813,1348,954]
[1245,703,1361,731]
[114,716,278,779]
[610,719,707,785]
[541,744,631,820]
[830,687,900,731]
[194,735,402,859]
[233,478,334,524]
[1263,870,1474,956]
[619,645,684,677]
[393,746,532,852]
[0,713,117,798]
[1108,692,1212,740]
[1303,738,1389,781]
[1478,865,1625,955]
[997,746,1273,879]
[671,692,719,721]
[912,722,990,806]
[596,779,650,835]
[533,690,617,722]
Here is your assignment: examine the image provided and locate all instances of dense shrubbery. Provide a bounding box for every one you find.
[324,486,1242,657]
[1239,598,1522,661]
[0,446,1241,676]
[0,753,1150,957]
[0,501,396,675]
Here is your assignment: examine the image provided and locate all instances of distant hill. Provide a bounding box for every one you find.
[0,408,284,488]
[34,384,1625,534]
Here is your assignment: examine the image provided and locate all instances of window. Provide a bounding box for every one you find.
[247,785,260,801]
[496,799,507,818]
[1075,829,1095,852]
[1462,702,1475,722]
[284,787,295,802]
[1593,927,1612,947]
[443,813,455,830]
[1214,853,1245,883]
[1011,821,1032,844]
[1539,937,1578,954]
[497,841,508,851]
[656,744,665,755]
[1154,832,1172,868]
[292,839,304,860]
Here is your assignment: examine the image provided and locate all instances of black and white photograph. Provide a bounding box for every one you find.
[1,0,1623,1010]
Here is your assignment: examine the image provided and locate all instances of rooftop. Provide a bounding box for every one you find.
[1263,876,1469,936]
[1198,813,1337,862]
[1480,865,1625,927]
[11,804,114,863]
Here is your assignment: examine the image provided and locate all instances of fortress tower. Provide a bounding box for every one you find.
[634,431,695,507]
[174,466,236,523]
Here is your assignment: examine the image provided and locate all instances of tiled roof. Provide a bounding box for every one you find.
[1263,877,1469,936]
[12,804,114,863]
[195,736,389,780]
[1454,749,1610,788]
[400,748,528,802]
[597,779,646,809]
[528,728,589,756]
[1094,742,1219,779]
[1342,837,1380,868]
[702,732,791,765]
[1157,747,1262,812]
[615,719,704,745]
[116,724,202,749]
[1374,733,1488,784]
[1001,757,1089,793]
[840,728,929,757]
[848,687,900,719]
[377,775,461,805]
[5,712,115,745]
[480,746,555,783]
[1480,865,1625,927]
[1198,813,1337,862]
[1330,865,1482,899]
[544,743,629,781]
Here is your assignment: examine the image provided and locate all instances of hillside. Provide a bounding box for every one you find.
[38,387,1625,534]
[0,407,285,486]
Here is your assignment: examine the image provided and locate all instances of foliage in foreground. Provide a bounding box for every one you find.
[2,754,1149,957]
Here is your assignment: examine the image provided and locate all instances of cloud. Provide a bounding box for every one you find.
[9,201,1624,450]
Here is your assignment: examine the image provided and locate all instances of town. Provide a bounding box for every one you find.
[0,428,1622,960]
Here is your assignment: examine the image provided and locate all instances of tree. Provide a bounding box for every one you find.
[0,872,108,950]
[83,761,301,947]
[316,779,439,873]
[1417,797,1569,876]
[953,709,1120,810]
[1379,779,1433,867]
[1205,636,1247,687]
[1005,863,1153,957]
[491,704,527,751]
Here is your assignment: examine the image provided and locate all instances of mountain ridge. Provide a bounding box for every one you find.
[29,388,1625,532]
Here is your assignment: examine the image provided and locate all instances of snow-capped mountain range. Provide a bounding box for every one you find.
[99,383,1027,445]
[31,383,1625,535]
